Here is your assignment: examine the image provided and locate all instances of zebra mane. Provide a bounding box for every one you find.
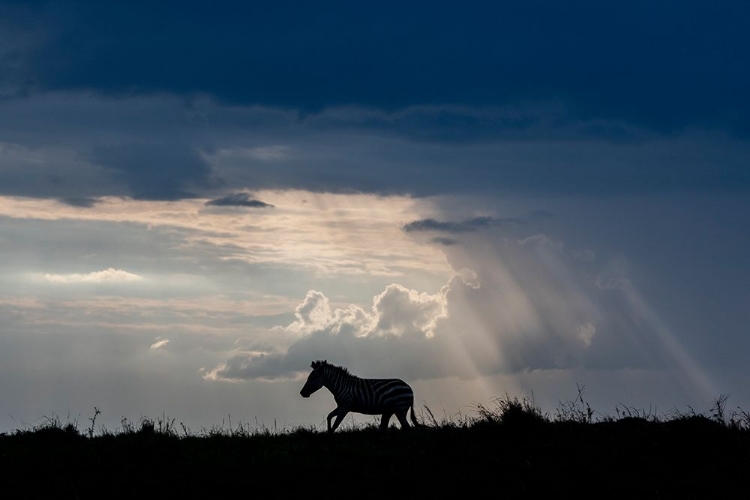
[312,360,355,378]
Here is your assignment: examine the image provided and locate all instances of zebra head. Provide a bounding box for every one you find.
[300,360,327,398]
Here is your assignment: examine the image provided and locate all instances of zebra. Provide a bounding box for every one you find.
[300,360,420,433]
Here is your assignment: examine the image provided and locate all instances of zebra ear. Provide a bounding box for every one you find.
[311,361,320,369]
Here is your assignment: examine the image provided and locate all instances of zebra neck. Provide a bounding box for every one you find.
[324,370,359,396]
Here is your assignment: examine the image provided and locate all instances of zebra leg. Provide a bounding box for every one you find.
[379,413,393,431]
[328,408,348,433]
[395,410,411,429]
[326,409,337,432]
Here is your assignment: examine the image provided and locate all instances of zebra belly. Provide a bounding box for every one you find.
[349,399,411,415]
[349,404,392,415]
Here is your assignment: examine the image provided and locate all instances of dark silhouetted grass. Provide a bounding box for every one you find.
[2,391,748,499]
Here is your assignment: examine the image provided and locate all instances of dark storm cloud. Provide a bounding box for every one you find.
[301,103,644,144]
[529,210,554,219]
[90,143,213,200]
[402,216,522,234]
[205,193,274,208]
[432,237,457,246]
[2,95,749,201]
[8,0,750,135]
[1,1,749,203]
[59,197,99,208]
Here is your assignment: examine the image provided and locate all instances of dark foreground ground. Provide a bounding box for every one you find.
[1,398,748,499]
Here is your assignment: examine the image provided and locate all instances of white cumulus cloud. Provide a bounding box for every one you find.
[149,338,170,350]
[39,268,143,284]
[576,322,596,347]
[371,283,447,338]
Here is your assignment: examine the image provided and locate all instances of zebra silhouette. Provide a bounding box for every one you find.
[300,360,420,432]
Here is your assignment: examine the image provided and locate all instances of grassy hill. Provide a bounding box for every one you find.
[2,393,748,499]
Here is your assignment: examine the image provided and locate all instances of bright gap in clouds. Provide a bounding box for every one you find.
[201,195,718,418]
[0,191,732,431]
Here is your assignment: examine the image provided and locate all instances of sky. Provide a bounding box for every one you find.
[1,0,749,433]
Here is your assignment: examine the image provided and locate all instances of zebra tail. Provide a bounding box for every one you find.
[410,405,421,427]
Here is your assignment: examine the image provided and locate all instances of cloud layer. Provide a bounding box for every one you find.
[2,93,749,203]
